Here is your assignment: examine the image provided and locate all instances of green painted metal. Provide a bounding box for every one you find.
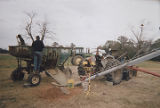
[9,46,92,68]
[9,46,72,67]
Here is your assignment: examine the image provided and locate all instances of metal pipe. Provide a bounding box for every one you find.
[127,50,160,66]
[128,66,160,77]
[85,63,127,81]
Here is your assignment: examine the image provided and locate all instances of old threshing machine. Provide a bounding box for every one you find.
[9,45,75,86]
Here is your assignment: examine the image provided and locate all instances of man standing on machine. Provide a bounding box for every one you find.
[32,36,44,72]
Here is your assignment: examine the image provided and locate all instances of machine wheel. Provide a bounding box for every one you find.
[28,74,41,86]
[72,55,84,66]
[112,69,123,85]
[105,74,112,81]
[123,67,137,81]
[122,68,131,81]
[104,58,123,85]
[11,68,24,81]
[129,70,134,78]
[132,70,137,77]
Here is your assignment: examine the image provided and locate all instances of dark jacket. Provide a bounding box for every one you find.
[95,55,102,62]
[32,40,44,52]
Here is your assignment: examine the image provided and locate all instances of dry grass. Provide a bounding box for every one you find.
[137,60,160,68]
[0,54,160,108]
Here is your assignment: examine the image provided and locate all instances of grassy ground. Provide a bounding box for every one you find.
[137,60,160,68]
[0,54,160,108]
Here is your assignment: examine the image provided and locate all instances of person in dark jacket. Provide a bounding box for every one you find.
[95,52,103,71]
[32,36,44,72]
[16,34,25,45]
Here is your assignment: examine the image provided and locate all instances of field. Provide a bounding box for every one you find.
[0,54,160,108]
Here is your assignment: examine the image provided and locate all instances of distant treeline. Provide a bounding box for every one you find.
[0,48,9,54]
[99,36,160,62]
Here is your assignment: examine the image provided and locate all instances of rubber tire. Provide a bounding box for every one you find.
[122,68,131,81]
[105,74,112,81]
[132,70,137,77]
[11,68,24,81]
[123,72,130,81]
[129,70,134,78]
[72,55,84,66]
[28,74,41,86]
[104,58,122,85]
[112,69,123,85]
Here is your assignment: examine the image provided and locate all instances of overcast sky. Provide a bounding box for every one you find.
[0,0,160,49]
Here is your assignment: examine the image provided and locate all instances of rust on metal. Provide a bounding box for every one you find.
[128,66,160,77]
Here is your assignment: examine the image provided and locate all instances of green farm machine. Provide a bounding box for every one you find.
[71,47,92,66]
[9,45,90,86]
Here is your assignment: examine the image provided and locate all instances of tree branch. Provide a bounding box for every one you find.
[25,12,36,42]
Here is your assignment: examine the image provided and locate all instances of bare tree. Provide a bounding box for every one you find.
[39,21,47,41]
[131,24,153,56]
[131,24,145,50]
[37,21,55,41]
[24,12,55,42]
[25,12,36,42]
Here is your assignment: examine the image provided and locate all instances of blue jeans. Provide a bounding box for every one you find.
[34,51,42,71]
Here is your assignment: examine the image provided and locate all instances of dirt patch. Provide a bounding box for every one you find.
[36,85,81,101]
